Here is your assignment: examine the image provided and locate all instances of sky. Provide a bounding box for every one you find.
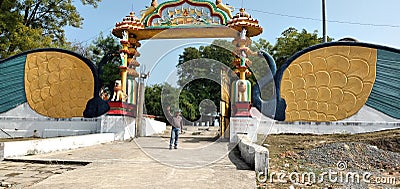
[65,0,400,85]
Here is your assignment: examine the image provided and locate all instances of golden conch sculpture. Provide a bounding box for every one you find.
[0,49,110,118]
[253,42,400,122]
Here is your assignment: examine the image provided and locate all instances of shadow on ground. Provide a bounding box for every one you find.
[182,135,220,143]
[228,144,252,170]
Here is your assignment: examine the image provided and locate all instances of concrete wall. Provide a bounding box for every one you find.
[142,118,166,137]
[1,133,115,158]
[250,107,400,135]
[236,134,269,174]
[0,104,100,138]
[229,117,258,143]
[0,103,139,140]
[100,116,136,140]
[0,117,101,138]
[256,121,400,135]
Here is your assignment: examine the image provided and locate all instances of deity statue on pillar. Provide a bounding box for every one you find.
[227,8,263,117]
[109,11,144,116]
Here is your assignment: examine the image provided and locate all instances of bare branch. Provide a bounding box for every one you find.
[25,0,42,26]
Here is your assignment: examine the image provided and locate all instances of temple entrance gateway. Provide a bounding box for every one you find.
[109,0,400,141]
[109,0,263,138]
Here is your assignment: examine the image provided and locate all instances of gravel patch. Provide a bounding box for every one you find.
[300,142,400,171]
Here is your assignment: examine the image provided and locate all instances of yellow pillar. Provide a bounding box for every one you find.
[120,38,129,99]
[231,28,253,117]
[239,68,246,80]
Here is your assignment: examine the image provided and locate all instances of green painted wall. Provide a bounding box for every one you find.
[367,50,400,119]
[0,55,27,113]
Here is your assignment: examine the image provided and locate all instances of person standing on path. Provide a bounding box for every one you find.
[167,106,183,150]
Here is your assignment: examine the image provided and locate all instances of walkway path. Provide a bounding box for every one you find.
[7,133,256,188]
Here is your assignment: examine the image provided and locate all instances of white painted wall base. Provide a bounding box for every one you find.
[237,134,269,174]
[0,104,100,138]
[0,104,139,140]
[230,117,258,143]
[250,107,400,135]
[100,116,136,140]
[141,118,166,137]
[1,133,115,158]
[231,107,400,143]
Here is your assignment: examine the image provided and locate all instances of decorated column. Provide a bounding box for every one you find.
[126,38,141,104]
[228,8,263,117]
[119,30,129,97]
[231,29,253,117]
[109,12,144,116]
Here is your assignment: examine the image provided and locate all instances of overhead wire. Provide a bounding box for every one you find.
[74,4,400,45]
[247,9,400,28]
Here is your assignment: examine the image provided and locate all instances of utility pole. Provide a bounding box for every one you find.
[322,0,327,43]
[136,72,147,137]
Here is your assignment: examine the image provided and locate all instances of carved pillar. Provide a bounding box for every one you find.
[109,12,143,117]
[119,31,129,100]
[231,29,253,117]
[127,38,141,104]
[227,8,263,117]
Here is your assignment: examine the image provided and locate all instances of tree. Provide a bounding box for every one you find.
[0,0,101,58]
[85,33,121,89]
[271,27,333,68]
[177,40,234,121]
[87,33,120,63]
[0,1,52,58]
[253,38,273,54]
[143,39,234,120]
[145,84,164,116]
[144,83,181,123]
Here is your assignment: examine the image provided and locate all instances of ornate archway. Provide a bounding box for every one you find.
[109,0,263,137]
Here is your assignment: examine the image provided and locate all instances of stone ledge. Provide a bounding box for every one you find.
[0,133,115,159]
[237,134,269,174]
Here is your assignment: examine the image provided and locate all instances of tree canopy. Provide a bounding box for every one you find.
[145,84,164,117]
[86,33,121,89]
[271,27,333,68]
[0,0,101,58]
[176,40,234,121]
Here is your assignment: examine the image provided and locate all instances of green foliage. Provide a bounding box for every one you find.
[179,89,198,120]
[177,40,234,121]
[0,22,54,58]
[271,27,333,68]
[145,84,164,116]
[87,33,121,63]
[145,83,180,117]
[0,0,101,58]
[253,38,273,54]
[99,63,120,88]
[86,33,121,88]
[160,83,179,111]
[144,40,235,120]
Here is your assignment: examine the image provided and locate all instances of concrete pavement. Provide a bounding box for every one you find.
[6,132,256,188]
[0,161,81,188]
